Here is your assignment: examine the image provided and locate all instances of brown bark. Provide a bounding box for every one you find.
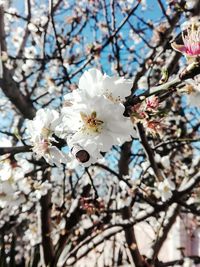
[0,6,36,120]
[119,142,148,267]
[40,170,54,266]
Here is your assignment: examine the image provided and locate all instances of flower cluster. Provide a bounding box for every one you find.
[0,159,26,209]
[181,74,200,107]
[155,179,175,202]
[172,22,200,59]
[130,96,164,136]
[80,197,105,215]
[27,68,135,166]
[26,109,68,166]
[0,157,51,215]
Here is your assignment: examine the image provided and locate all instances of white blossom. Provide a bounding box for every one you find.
[24,46,37,59]
[157,179,175,201]
[65,68,132,104]
[57,68,137,165]
[24,223,41,246]
[0,160,28,209]
[26,109,68,166]
[31,180,52,199]
[161,155,171,169]
[28,22,38,33]
[183,258,194,267]
[61,95,134,164]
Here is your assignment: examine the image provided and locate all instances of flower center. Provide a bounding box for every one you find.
[41,127,51,138]
[32,139,49,157]
[80,111,103,133]
[163,185,170,193]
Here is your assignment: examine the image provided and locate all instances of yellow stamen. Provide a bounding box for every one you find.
[80,111,103,133]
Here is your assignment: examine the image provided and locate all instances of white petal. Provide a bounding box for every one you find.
[102,75,132,101]
[79,68,104,97]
